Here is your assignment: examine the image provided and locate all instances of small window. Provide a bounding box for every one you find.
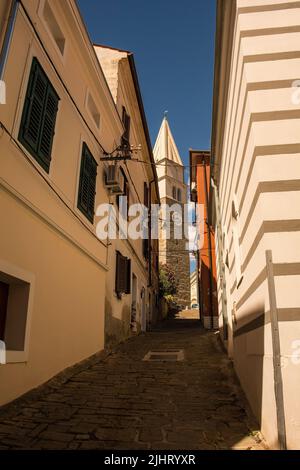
[122,106,130,144]
[172,186,177,200]
[177,188,182,202]
[77,143,98,223]
[115,251,131,297]
[43,0,66,56]
[143,182,149,259]
[0,274,30,353]
[87,92,100,129]
[19,58,59,173]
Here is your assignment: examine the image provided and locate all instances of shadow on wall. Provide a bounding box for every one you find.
[232,303,266,444]
[199,262,218,322]
[104,299,131,349]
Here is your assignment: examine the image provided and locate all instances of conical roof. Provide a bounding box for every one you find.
[153,116,183,166]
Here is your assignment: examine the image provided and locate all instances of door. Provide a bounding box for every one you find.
[131,274,137,331]
[0,281,9,341]
[141,287,146,332]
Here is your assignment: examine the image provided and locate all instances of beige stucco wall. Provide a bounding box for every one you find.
[95,46,160,344]
[213,0,300,449]
[0,0,123,405]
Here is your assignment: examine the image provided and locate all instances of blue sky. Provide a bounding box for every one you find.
[77,0,216,172]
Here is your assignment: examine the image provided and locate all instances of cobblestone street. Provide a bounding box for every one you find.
[0,314,266,450]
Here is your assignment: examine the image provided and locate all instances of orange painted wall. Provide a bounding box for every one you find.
[196,157,218,321]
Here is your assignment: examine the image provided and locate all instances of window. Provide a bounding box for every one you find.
[42,0,66,56]
[0,265,33,363]
[143,182,149,259]
[87,92,100,129]
[177,188,182,202]
[77,143,98,223]
[19,58,59,173]
[172,186,177,200]
[115,251,131,297]
[122,106,130,144]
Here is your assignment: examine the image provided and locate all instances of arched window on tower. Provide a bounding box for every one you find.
[172,186,177,200]
[177,188,182,202]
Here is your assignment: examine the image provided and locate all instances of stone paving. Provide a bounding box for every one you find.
[0,313,267,450]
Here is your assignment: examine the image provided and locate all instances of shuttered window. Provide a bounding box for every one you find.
[77,143,97,223]
[19,58,59,173]
[143,182,149,259]
[115,251,131,296]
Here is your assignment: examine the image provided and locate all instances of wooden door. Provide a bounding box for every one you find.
[0,281,9,341]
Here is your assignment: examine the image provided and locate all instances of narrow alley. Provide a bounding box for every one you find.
[0,313,266,450]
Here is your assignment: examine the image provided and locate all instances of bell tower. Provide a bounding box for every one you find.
[153,115,190,308]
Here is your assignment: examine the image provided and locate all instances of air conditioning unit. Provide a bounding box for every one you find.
[105,164,123,195]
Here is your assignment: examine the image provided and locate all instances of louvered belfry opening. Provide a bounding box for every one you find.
[18,57,59,173]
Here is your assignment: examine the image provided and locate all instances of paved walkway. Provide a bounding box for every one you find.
[0,314,267,450]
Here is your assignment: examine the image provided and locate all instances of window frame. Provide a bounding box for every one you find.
[115,251,131,298]
[0,260,35,364]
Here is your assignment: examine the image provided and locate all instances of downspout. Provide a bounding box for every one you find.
[196,249,203,322]
[202,160,214,329]
[211,177,228,340]
[0,0,19,80]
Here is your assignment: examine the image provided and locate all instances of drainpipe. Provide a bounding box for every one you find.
[196,249,203,322]
[0,0,19,80]
[211,177,228,340]
[202,161,214,329]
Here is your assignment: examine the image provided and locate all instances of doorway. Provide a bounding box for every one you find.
[141,287,146,332]
[131,274,137,331]
[0,281,9,341]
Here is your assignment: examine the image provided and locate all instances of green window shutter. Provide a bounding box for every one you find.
[19,58,59,173]
[38,84,59,168]
[77,143,97,223]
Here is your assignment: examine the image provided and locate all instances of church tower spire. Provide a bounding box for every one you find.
[154,116,190,308]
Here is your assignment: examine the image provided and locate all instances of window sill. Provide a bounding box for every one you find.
[5,350,28,364]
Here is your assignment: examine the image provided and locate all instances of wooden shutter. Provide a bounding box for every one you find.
[0,281,9,341]
[38,84,59,168]
[116,251,127,294]
[19,58,59,172]
[125,258,131,294]
[78,143,97,223]
[143,182,149,258]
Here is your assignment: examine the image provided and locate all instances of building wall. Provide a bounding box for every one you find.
[212,0,300,449]
[195,156,218,328]
[190,271,198,306]
[94,46,160,344]
[0,0,123,404]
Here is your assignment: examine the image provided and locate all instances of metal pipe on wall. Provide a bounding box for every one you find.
[0,0,19,80]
